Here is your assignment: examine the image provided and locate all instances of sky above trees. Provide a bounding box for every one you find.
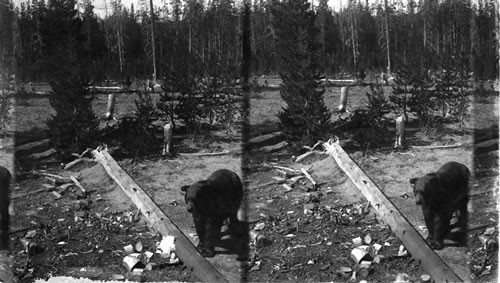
[12,0,348,17]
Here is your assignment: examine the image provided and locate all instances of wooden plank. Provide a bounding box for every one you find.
[322,139,463,282]
[91,147,228,283]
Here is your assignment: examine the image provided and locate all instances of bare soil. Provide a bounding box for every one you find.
[246,82,498,282]
[11,92,243,282]
[6,81,499,283]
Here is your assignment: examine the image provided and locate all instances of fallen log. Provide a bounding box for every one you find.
[272,165,299,174]
[15,138,50,155]
[322,139,463,282]
[468,223,495,232]
[12,187,52,199]
[411,143,463,150]
[474,139,498,154]
[248,131,284,148]
[261,141,288,153]
[301,168,317,189]
[296,151,315,163]
[70,176,87,194]
[64,158,95,170]
[39,172,69,182]
[25,148,57,160]
[178,150,231,157]
[252,181,277,190]
[92,147,228,283]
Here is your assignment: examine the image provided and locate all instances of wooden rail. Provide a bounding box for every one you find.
[92,147,228,283]
[322,139,463,282]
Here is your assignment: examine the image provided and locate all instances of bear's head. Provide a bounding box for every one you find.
[410,173,439,205]
[181,181,210,214]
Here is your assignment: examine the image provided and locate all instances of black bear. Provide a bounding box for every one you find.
[181,169,243,257]
[410,161,470,250]
[0,166,11,251]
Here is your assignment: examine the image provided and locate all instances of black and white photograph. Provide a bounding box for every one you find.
[0,0,498,282]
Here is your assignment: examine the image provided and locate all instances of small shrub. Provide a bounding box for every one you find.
[365,81,391,129]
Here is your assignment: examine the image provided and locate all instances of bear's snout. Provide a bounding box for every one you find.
[415,194,423,205]
[186,201,194,213]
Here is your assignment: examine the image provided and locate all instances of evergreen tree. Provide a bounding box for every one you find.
[46,78,100,161]
[271,0,331,146]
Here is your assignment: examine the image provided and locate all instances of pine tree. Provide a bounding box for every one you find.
[46,78,99,161]
[271,0,331,146]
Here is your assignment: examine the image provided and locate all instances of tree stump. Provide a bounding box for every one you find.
[394,115,406,149]
[105,93,116,120]
[162,123,173,156]
[338,86,349,113]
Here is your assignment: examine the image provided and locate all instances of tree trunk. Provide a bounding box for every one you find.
[384,0,391,74]
[149,0,157,82]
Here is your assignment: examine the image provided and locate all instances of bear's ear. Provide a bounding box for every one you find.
[181,185,190,192]
[409,178,418,185]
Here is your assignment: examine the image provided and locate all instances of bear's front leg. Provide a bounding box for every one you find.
[422,204,435,244]
[200,217,223,258]
[193,214,207,251]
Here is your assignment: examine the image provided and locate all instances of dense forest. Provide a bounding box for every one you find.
[0,0,498,82]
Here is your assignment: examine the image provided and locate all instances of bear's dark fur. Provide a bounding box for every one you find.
[181,169,243,257]
[410,161,470,250]
[0,166,11,251]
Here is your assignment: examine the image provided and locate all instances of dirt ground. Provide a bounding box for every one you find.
[11,92,244,282]
[5,79,499,282]
[246,80,498,282]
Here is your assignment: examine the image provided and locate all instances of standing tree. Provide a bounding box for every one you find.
[272,0,331,146]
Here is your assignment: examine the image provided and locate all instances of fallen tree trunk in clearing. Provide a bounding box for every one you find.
[248,131,284,148]
[473,139,498,154]
[26,148,57,160]
[15,138,51,156]
[178,151,231,157]
[261,141,288,153]
[92,147,228,283]
[411,143,463,150]
[322,139,463,282]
